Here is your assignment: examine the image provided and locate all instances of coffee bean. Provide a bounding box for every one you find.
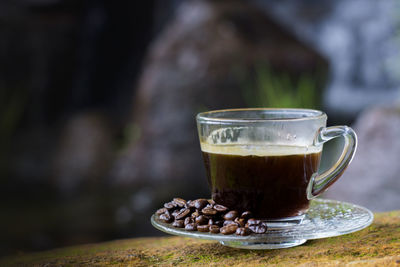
[187,200,196,208]
[236,227,251,236]
[164,202,177,210]
[194,199,209,210]
[214,204,228,212]
[205,203,214,209]
[240,211,253,219]
[209,225,220,233]
[172,220,184,228]
[195,215,208,225]
[202,207,217,216]
[208,218,222,226]
[157,198,269,235]
[214,220,223,227]
[191,210,200,219]
[175,208,190,220]
[173,198,187,207]
[234,217,246,227]
[159,212,173,223]
[223,210,239,220]
[249,224,267,234]
[197,225,210,232]
[185,223,197,231]
[184,217,193,226]
[223,220,237,227]
[156,208,167,215]
[247,218,261,225]
[220,224,238,235]
[171,209,180,217]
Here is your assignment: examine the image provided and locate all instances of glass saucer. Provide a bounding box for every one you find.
[150,199,373,249]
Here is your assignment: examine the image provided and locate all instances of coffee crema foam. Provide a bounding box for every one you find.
[200,142,322,156]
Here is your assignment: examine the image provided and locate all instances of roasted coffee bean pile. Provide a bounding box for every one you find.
[156,198,268,236]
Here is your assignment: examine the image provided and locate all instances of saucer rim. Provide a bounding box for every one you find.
[150,198,374,243]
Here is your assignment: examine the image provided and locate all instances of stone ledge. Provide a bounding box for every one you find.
[2,211,400,266]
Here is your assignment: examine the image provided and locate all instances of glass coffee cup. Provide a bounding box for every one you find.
[196,108,357,225]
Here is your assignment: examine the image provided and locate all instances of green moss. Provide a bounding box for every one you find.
[2,211,400,266]
[189,254,215,263]
[162,252,174,260]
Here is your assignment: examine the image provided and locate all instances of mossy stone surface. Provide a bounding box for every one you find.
[2,211,400,266]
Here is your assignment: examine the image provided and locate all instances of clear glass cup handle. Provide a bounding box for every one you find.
[307,126,358,199]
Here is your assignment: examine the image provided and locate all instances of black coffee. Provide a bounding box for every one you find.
[202,146,321,219]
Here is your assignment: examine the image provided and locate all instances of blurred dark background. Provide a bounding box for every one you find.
[1,0,400,258]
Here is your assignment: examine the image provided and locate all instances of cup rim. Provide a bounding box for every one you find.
[197,108,327,123]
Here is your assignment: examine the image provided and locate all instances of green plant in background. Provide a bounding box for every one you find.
[243,65,321,109]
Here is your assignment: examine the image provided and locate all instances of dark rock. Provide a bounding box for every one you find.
[52,112,114,194]
[325,105,400,212]
[110,0,328,198]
